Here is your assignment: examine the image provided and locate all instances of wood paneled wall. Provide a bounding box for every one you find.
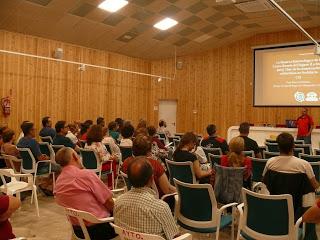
[150,27,320,137]
[0,30,151,135]
[1,27,320,138]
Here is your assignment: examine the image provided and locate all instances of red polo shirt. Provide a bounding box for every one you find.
[296,115,314,137]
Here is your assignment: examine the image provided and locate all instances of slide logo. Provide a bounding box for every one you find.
[294,91,305,102]
[305,92,318,102]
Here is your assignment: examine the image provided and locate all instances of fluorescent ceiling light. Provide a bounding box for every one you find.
[98,0,128,13]
[154,18,178,30]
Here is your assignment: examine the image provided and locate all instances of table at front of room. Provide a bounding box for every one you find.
[227,126,320,150]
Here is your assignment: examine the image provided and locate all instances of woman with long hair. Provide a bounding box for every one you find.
[173,132,213,182]
[220,136,252,187]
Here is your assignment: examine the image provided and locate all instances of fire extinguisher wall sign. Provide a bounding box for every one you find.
[1,97,11,117]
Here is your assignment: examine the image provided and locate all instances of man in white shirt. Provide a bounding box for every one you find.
[263,132,319,189]
[114,157,179,240]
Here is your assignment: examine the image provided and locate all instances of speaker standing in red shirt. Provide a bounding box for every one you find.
[296,108,314,144]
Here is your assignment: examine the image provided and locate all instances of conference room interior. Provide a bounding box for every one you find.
[1,0,320,239]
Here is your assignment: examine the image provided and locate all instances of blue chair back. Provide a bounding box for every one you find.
[243,151,254,157]
[266,143,279,152]
[80,149,99,170]
[17,148,36,173]
[294,140,304,144]
[52,145,64,153]
[250,157,268,182]
[40,136,53,144]
[174,179,216,223]
[119,146,132,161]
[165,159,196,184]
[240,188,295,238]
[202,147,222,159]
[293,148,304,158]
[315,149,320,155]
[295,144,312,155]
[208,153,221,166]
[299,153,320,162]
[265,139,277,143]
[263,151,279,159]
[214,165,245,204]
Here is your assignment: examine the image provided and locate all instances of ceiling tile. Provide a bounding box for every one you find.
[153,31,172,41]
[131,9,154,21]
[25,0,53,6]
[174,37,190,46]
[69,3,95,17]
[181,15,201,25]
[201,24,218,33]
[178,27,195,36]
[186,1,208,14]
[131,0,155,7]
[215,31,232,39]
[206,12,224,23]
[102,14,126,26]
[223,21,239,30]
[159,5,181,16]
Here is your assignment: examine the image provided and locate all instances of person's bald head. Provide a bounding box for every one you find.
[55,147,80,167]
[127,156,153,188]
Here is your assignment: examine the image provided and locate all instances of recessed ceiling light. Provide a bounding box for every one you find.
[98,0,128,13]
[154,18,178,31]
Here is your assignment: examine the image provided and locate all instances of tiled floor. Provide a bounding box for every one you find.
[10,194,319,240]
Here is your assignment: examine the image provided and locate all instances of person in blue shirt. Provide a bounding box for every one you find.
[53,121,78,151]
[39,116,56,139]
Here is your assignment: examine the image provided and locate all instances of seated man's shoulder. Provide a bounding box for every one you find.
[215,137,226,143]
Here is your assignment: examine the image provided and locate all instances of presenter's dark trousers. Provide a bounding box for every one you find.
[73,222,117,240]
[297,135,311,144]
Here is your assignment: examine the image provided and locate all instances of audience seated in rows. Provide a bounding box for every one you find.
[220,136,252,188]
[119,123,134,147]
[121,135,175,197]
[0,194,20,239]
[101,127,121,161]
[115,118,124,133]
[79,120,93,141]
[201,124,229,154]
[96,117,105,128]
[114,157,179,240]
[53,121,78,151]
[39,116,56,139]
[158,119,171,138]
[239,122,262,158]
[263,133,319,190]
[173,132,213,183]
[108,121,120,142]
[54,147,116,240]
[66,123,78,145]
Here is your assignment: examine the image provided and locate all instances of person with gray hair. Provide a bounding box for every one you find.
[54,147,116,240]
[114,156,179,240]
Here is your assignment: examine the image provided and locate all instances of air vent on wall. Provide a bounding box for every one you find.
[234,0,274,12]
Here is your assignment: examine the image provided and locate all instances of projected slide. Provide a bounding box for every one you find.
[254,44,320,106]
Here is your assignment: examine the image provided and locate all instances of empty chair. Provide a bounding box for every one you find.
[202,147,222,158]
[265,142,279,152]
[111,223,192,240]
[263,150,280,159]
[237,188,304,240]
[299,153,320,162]
[64,208,114,240]
[40,136,53,144]
[293,148,304,158]
[295,144,312,155]
[174,179,237,240]
[208,153,221,166]
[119,146,132,161]
[52,144,64,153]
[0,169,39,217]
[243,150,254,157]
[214,165,245,204]
[165,159,196,184]
[80,148,114,188]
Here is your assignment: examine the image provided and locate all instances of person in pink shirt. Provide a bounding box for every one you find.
[54,147,116,240]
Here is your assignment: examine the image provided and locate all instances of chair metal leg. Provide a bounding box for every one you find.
[33,185,40,217]
[31,174,37,204]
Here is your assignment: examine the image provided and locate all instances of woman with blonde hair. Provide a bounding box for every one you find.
[220,136,252,187]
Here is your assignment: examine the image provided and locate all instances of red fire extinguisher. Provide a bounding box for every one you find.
[1,97,11,117]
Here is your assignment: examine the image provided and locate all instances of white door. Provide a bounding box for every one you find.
[158,100,177,134]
